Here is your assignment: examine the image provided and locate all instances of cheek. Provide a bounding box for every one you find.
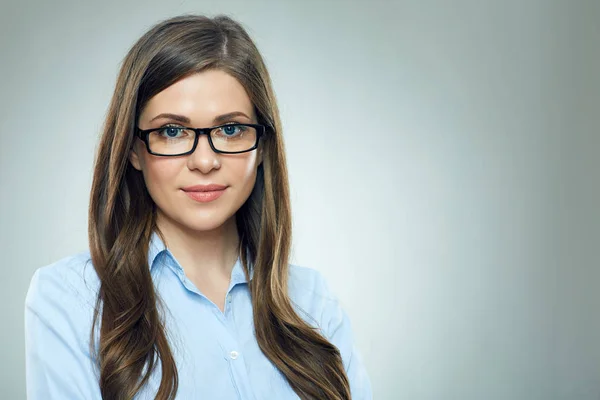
[230,153,259,186]
[141,156,183,197]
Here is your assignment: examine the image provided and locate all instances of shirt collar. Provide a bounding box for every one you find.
[147,230,253,284]
[148,230,168,270]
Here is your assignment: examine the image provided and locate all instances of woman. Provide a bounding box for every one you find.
[25,14,372,400]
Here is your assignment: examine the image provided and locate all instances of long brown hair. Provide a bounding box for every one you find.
[88,14,351,400]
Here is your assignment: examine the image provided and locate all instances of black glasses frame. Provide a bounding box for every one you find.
[135,123,266,156]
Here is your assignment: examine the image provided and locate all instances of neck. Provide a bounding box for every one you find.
[155,211,240,281]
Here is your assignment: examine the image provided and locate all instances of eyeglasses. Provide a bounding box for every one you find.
[135,123,266,156]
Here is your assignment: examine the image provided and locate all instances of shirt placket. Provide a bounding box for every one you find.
[215,288,257,400]
[164,252,256,399]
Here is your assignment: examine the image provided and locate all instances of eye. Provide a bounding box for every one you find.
[219,124,246,137]
[159,125,186,139]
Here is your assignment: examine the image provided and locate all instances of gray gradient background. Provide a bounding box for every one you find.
[1,0,598,399]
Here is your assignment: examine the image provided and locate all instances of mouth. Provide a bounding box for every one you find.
[182,183,228,192]
[181,184,228,203]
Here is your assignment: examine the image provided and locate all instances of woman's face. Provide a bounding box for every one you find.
[129,69,263,233]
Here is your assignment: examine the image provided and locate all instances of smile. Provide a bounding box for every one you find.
[182,189,226,203]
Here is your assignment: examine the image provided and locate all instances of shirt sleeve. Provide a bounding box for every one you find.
[25,266,102,399]
[317,272,373,400]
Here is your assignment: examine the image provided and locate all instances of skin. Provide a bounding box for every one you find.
[129,69,263,311]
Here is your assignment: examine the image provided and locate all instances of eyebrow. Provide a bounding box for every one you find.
[149,111,252,126]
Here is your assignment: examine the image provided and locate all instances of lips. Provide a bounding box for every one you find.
[183,189,225,203]
[181,184,227,203]
[182,184,228,192]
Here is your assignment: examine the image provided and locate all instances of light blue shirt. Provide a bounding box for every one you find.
[25,231,372,399]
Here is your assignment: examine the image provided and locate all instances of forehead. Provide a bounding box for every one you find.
[139,69,255,125]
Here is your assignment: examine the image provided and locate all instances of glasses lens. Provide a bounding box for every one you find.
[211,124,258,153]
[148,127,195,155]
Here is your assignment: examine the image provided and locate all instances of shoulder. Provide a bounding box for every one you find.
[25,250,100,323]
[24,252,104,397]
[286,264,342,339]
[287,263,336,299]
[287,264,373,398]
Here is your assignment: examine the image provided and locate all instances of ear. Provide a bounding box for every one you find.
[129,143,143,171]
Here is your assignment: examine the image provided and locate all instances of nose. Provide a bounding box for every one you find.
[186,134,221,173]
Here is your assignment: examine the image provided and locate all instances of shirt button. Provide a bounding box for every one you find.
[227,294,232,303]
[230,350,239,360]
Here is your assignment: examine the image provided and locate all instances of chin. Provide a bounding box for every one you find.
[186,220,229,232]
[156,196,241,233]
[175,210,235,233]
